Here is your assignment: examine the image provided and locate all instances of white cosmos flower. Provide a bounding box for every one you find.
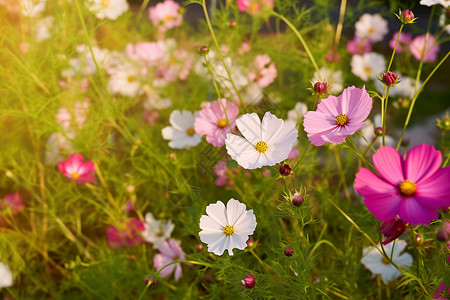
[287,102,308,123]
[34,16,53,42]
[0,262,13,289]
[142,212,174,249]
[361,240,413,284]
[162,110,202,149]
[20,0,46,18]
[312,67,343,95]
[351,53,386,82]
[86,0,129,20]
[107,62,142,97]
[225,112,298,169]
[355,14,389,43]
[199,199,256,256]
[420,0,450,8]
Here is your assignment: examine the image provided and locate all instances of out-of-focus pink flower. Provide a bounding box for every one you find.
[56,99,89,132]
[148,0,182,32]
[326,45,340,62]
[194,99,239,147]
[288,148,299,160]
[248,54,277,88]
[126,42,165,66]
[58,154,95,184]
[214,160,230,187]
[433,282,450,300]
[410,34,440,62]
[237,0,274,14]
[346,36,372,55]
[303,86,372,146]
[389,32,413,54]
[238,42,251,55]
[106,218,145,249]
[144,111,159,125]
[354,144,450,225]
[1,192,24,214]
[153,239,185,280]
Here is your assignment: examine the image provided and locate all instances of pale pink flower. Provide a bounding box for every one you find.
[194,99,239,147]
[303,86,373,146]
[58,154,95,184]
[248,54,277,88]
[1,192,24,214]
[106,219,145,249]
[153,239,185,280]
[354,144,450,225]
[125,42,165,66]
[238,42,251,55]
[346,36,372,55]
[56,99,89,132]
[148,0,182,32]
[214,160,230,187]
[389,32,413,53]
[410,34,440,63]
[237,0,274,15]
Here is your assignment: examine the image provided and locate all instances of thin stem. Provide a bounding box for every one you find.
[335,150,351,202]
[386,24,404,73]
[334,0,347,46]
[271,11,321,80]
[347,137,375,171]
[382,86,391,146]
[357,131,376,153]
[414,6,435,93]
[443,152,450,167]
[396,50,450,150]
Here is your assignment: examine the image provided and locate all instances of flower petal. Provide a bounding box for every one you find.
[372,145,405,185]
[205,201,228,227]
[236,113,261,144]
[354,167,397,197]
[405,143,442,183]
[398,198,438,225]
[199,215,223,232]
[226,198,247,226]
[364,194,403,222]
[415,167,450,208]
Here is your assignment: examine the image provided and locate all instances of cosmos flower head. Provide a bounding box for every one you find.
[351,53,386,82]
[153,239,185,281]
[410,34,440,63]
[162,110,202,149]
[354,144,450,225]
[148,0,183,32]
[355,14,389,43]
[86,0,129,20]
[58,154,95,184]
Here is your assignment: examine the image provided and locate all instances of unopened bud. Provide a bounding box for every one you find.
[375,127,383,136]
[382,71,398,86]
[246,237,254,247]
[199,45,209,56]
[144,276,156,287]
[401,9,415,23]
[292,193,304,206]
[314,81,327,95]
[279,164,292,176]
[196,244,203,251]
[436,229,449,242]
[284,246,294,257]
[241,274,255,289]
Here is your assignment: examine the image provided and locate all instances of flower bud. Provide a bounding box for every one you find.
[241,274,255,289]
[284,246,294,257]
[199,45,209,56]
[401,9,415,23]
[382,71,398,86]
[375,127,383,136]
[279,164,292,176]
[144,276,156,287]
[196,244,203,251]
[314,81,328,95]
[246,237,254,247]
[436,229,449,242]
[400,138,409,147]
[380,217,407,245]
[292,193,304,206]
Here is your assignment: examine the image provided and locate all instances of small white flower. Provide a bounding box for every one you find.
[162,110,202,149]
[351,53,386,82]
[312,67,343,95]
[355,14,389,43]
[86,0,129,20]
[45,133,74,165]
[225,112,298,169]
[361,240,413,284]
[34,16,53,42]
[142,212,175,249]
[20,0,46,18]
[107,62,142,97]
[420,0,450,8]
[287,102,308,123]
[0,262,13,289]
[199,199,256,256]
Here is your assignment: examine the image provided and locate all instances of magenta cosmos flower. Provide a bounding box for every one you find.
[303,86,372,146]
[58,154,95,184]
[354,144,450,225]
[153,239,185,281]
[106,218,145,249]
[433,282,450,300]
[194,98,239,147]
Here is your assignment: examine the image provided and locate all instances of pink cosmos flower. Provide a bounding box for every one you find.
[58,154,95,184]
[1,192,24,214]
[194,99,239,147]
[346,36,372,55]
[433,282,450,300]
[56,99,89,132]
[126,42,165,66]
[237,0,274,14]
[214,160,231,187]
[410,34,440,63]
[389,32,413,53]
[248,54,277,88]
[148,0,182,32]
[106,218,145,249]
[303,86,372,146]
[354,144,450,225]
[153,239,185,281]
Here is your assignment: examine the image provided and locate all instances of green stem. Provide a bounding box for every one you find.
[386,24,404,73]
[347,137,375,171]
[396,50,450,150]
[356,131,376,153]
[334,0,347,46]
[271,11,321,80]
[382,86,391,146]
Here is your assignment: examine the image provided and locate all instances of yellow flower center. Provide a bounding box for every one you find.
[186,128,195,136]
[223,225,235,236]
[364,66,372,74]
[336,114,348,126]
[381,257,391,265]
[399,180,416,196]
[127,76,135,82]
[101,0,110,8]
[165,15,174,21]
[71,172,80,179]
[217,119,227,128]
[255,141,268,153]
[368,27,375,34]
[250,3,259,11]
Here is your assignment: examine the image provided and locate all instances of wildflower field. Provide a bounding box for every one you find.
[1,0,450,298]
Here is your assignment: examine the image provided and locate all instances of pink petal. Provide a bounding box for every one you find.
[316,96,339,116]
[174,263,183,281]
[345,86,372,123]
[303,111,337,134]
[75,173,95,184]
[415,167,450,209]
[398,198,439,225]
[77,161,95,176]
[405,144,442,184]
[364,194,403,221]
[354,168,397,196]
[372,145,405,186]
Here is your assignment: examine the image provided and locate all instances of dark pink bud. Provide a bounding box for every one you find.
[279,164,292,176]
[241,274,255,289]
[314,81,327,95]
[246,237,254,247]
[292,193,304,206]
[196,244,203,251]
[402,10,414,23]
[284,246,294,257]
[382,71,398,86]
[436,229,449,242]
[380,217,407,245]
[375,127,383,136]
[199,45,209,56]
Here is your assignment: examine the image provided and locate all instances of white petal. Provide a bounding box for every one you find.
[199,215,223,232]
[261,112,285,143]
[234,210,257,235]
[205,201,228,227]
[236,113,262,144]
[226,199,247,226]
